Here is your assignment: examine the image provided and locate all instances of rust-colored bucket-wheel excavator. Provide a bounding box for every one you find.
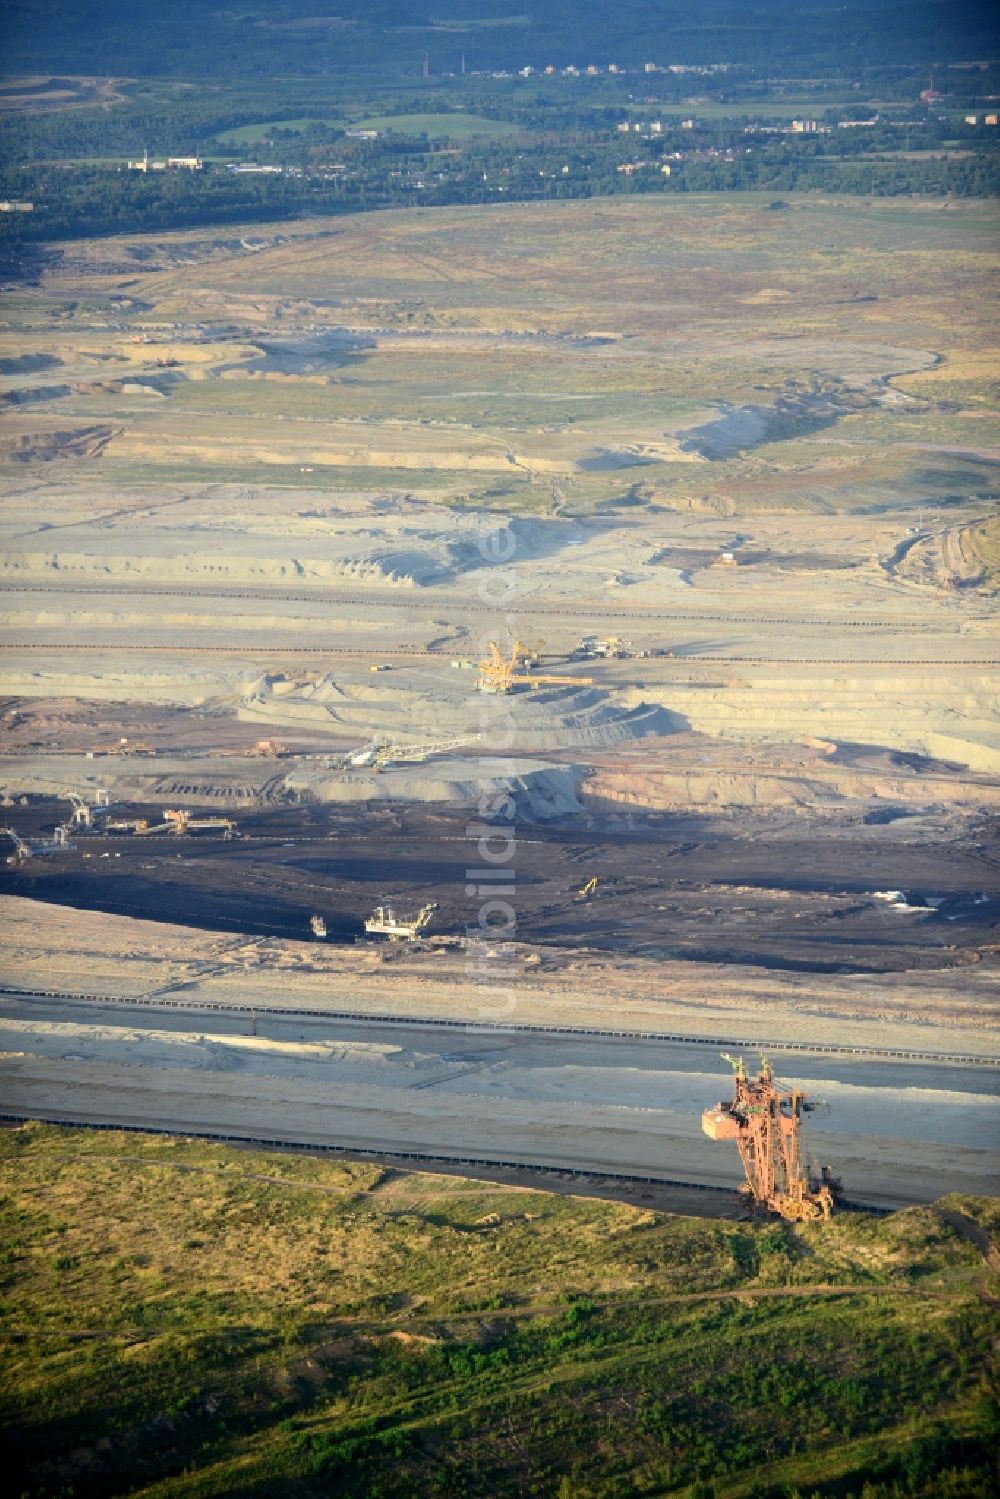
[703,1053,835,1222]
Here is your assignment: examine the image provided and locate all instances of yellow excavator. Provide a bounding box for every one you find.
[478,639,594,695]
[576,877,599,900]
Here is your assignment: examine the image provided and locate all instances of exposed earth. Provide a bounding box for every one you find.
[1,194,997,1207]
[2,896,997,1211]
[1,798,998,976]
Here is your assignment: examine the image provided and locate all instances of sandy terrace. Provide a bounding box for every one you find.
[2,896,997,1052]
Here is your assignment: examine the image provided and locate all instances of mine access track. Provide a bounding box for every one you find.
[0,581,967,629]
[1,986,996,1067]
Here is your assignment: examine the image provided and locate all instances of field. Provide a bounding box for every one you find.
[354,112,525,138]
[200,113,525,146]
[3,1122,998,1499]
[2,195,995,515]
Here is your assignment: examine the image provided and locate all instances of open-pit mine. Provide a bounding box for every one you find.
[1,195,997,1211]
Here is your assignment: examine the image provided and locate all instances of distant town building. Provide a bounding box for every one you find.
[128,151,202,172]
[346,128,379,140]
[617,120,664,138]
[986,114,998,126]
[965,114,979,124]
[0,200,33,211]
[791,120,819,133]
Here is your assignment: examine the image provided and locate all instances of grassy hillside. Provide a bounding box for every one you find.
[2,1123,998,1498]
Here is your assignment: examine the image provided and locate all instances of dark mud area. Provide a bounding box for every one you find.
[2,801,996,975]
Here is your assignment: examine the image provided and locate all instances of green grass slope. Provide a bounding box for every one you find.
[2,1123,998,1498]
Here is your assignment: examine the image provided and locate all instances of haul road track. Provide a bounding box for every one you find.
[0,579,961,628]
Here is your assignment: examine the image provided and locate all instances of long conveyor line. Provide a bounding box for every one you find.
[1,643,994,665]
[1,987,996,1066]
[0,1112,895,1214]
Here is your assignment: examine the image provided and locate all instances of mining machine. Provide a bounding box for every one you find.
[64,793,93,829]
[593,635,633,659]
[364,900,438,941]
[349,739,388,768]
[62,789,114,830]
[243,739,290,759]
[702,1053,834,1222]
[309,913,327,939]
[371,734,481,772]
[572,635,634,660]
[108,817,151,835]
[164,809,240,839]
[1,826,67,861]
[478,639,594,694]
[1,826,33,863]
[89,737,156,758]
